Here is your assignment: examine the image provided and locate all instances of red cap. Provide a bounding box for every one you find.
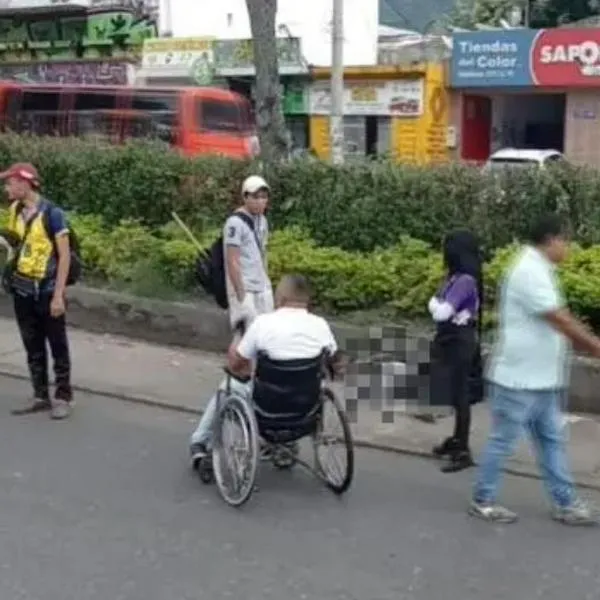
[0,163,40,187]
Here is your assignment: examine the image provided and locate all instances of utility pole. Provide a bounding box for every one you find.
[162,0,173,36]
[330,0,344,164]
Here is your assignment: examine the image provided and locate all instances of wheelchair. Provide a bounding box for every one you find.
[198,350,355,507]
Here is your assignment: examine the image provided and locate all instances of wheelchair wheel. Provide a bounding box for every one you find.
[313,387,354,495]
[212,393,260,507]
[271,442,299,470]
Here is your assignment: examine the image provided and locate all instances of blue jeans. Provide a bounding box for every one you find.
[190,377,253,450]
[473,384,575,508]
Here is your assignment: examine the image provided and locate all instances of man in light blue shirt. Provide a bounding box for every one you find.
[470,214,600,526]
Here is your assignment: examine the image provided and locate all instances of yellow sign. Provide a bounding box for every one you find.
[422,80,449,164]
[143,37,214,53]
[392,120,420,164]
[389,64,450,165]
[309,116,330,160]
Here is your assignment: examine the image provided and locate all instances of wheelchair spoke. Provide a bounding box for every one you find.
[313,388,354,494]
[316,436,346,485]
[213,396,260,506]
[222,407,253,492]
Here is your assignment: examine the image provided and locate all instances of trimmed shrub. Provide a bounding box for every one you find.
[2,134,600,253]
[3,205,600,330]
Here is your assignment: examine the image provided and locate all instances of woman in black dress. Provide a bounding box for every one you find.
[428,230,484,473]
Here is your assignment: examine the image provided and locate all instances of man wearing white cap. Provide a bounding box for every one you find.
[224,175,274,338]
[187,175,274,466]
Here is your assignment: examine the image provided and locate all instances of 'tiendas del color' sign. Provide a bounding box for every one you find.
[451,28,600,88]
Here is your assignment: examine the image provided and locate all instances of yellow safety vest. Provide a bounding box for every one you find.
[7,201,54,280]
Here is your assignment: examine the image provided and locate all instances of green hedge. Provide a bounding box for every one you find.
[2,133,600,253]
[3,206,600,329]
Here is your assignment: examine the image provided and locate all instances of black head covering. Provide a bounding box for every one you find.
[443,229,484,333]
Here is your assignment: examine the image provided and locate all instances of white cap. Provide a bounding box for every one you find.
[242,175,269,195]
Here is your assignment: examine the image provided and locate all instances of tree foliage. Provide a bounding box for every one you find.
[530,0,600,27]
[448,0,522,29]
[447,0,600,28]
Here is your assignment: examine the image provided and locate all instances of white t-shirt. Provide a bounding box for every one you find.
[223,210,270,293]
[487,245,571,390]
[236,307,338,361]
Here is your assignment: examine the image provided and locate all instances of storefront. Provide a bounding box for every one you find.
[136,37,221,86]
[0,2,156,85]
[308,63,450,164]
[214,37,310,150]
[450,27,600,167]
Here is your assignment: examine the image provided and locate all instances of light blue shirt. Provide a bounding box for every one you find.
[487,246,571,390]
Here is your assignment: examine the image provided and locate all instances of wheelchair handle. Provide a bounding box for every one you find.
[223,366,251,384]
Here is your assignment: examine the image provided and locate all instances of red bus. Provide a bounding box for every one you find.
[0,82,260,159]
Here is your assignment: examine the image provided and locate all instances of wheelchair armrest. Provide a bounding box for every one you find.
[223,366,251,384]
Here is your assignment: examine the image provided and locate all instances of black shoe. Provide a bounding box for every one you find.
[432,437,459,458]
[441,450,475,473]
[190,443,209,470]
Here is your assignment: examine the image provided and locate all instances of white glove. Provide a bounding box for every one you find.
[240,293,258,325]
[427,296,440,317]
[428,296,455,322]
[263,283,274,313]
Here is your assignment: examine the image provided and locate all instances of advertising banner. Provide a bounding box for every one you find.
[451,30,536,87]
[308,79,424,117]
[451,28,600,88]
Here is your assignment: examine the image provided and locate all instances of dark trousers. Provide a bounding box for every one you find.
[430,323,478,450]
[13,293,72,402]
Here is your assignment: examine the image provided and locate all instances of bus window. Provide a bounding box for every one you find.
[71,91,118,138]
[127,92,178,144]
[239,99,255,133]
[19,90,62,136]
[131,92,177,112]
[196,98,242,133]
[74,91,116,110]
[128,113,155,139]
[1,88,22,132]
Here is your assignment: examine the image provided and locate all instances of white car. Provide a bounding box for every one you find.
[484,148,566,171]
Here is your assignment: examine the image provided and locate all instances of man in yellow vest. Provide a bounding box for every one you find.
[2,163,73,419]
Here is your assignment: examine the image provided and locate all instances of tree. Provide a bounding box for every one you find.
[446,0,600,28]
[529,0,600,27]
[245,0,289,163]
[447,0,524,29]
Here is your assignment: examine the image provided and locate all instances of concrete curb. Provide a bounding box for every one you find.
[2,285,600,414]
[2,367,598,493]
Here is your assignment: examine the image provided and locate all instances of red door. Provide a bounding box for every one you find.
[461,94,491,163]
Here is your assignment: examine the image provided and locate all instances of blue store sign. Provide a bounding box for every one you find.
[451,30,537,87]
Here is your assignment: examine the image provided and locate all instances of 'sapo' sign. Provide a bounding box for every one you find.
[451,28,600,88]
[531,28,600,85]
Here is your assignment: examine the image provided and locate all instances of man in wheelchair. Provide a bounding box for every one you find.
[189,274,342,468]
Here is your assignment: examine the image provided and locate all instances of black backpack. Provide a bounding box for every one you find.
[43,203,82,286]
[196,212,261,310]
[14,201,83,287]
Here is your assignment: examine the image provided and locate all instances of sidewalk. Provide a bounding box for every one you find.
[0,317,599,489]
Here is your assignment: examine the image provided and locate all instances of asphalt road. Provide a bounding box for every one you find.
[1,376,599,600]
